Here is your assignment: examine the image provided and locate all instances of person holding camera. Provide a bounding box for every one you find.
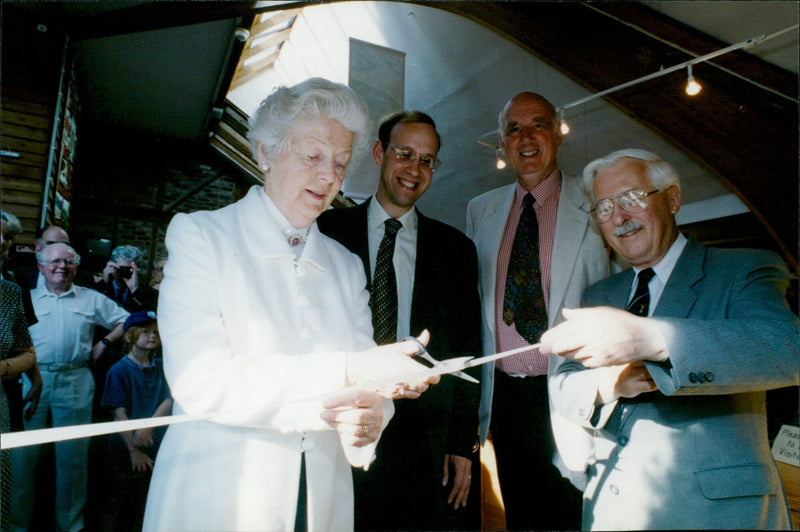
[96,245,158,313]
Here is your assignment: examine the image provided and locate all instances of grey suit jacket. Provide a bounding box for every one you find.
[466,172,609,444]
[550,236,799,530]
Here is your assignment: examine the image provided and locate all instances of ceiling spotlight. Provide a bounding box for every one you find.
[685,64,702,96]
[558,108,570,135]
[495,149,507,170]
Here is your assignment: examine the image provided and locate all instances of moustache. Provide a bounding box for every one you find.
[612,221,644,236]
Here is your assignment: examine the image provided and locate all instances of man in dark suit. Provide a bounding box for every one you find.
[542,149,798,530]
[318,111,482,531]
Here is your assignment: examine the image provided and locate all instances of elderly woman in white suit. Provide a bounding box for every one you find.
[143,78,437,532]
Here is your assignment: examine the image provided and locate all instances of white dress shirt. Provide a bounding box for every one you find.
[29,283,129,364]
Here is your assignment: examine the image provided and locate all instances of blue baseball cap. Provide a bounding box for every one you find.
[123,310,157,332]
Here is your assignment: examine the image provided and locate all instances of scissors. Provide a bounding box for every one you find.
[403,336,480,383]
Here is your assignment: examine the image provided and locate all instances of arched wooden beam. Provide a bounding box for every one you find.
[435,1,798,270]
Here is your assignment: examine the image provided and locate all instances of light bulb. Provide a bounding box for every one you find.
[685,77,702,96]
[685,65,702,96]
[558,108,570,135]
[495,148,507,170]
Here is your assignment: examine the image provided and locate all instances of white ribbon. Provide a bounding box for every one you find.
[1,413,211,450]
[1,344,542,451]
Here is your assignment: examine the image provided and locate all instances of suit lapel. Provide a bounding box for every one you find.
[652,236,705,319]
[479,185,515,339]
[410,210,431,333]
[333,199,372,288]
[549,173,592,325]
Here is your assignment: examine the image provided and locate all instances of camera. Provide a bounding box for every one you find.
[117,265,133,280]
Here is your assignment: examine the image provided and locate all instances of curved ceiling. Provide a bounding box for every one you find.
[5,1,797,267]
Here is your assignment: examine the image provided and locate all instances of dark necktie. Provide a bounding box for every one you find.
[626,268,655,317]
[370,218,402,345]
[502,193,548,344]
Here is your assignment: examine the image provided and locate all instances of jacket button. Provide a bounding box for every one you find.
[618,436,628,446]
[698,373,707,383]
[689,372,698,383]
[705,372,714,382]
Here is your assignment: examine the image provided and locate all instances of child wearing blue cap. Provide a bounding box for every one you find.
[100,310,172,532]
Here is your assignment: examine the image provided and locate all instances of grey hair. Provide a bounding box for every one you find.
[581,149,682,202]
[111,245,143,264]
[1,211,23,237]
[37,242,81,265]
[247,77,371,173]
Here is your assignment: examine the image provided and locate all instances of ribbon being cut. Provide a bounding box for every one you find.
[1,344,539,450]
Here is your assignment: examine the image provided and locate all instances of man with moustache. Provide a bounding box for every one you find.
[542,149,798,530]
[319,111,481,531]
[466,92,609,529]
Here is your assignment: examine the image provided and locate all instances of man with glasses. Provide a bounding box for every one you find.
[466,92,608,530]
[319,111,481,531]
[11,242,129,532]
[542,149,798,529]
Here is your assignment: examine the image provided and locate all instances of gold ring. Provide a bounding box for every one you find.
[361,425,368,437]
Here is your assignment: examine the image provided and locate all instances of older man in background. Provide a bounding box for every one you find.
[11,243,128,532]
[466,92,608,529]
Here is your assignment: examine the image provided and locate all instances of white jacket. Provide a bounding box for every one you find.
[143,186,391,532]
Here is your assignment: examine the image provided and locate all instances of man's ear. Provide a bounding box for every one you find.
[667,185,682,215]
[372,140,385,166]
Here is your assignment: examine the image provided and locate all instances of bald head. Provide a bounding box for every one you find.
[497,91,563,189]
[37,226,70,251]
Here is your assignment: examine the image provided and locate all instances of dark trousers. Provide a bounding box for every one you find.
[490,370,582,530]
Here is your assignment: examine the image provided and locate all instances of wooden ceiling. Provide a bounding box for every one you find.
[3,1,796,268]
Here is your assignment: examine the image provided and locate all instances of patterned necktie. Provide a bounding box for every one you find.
[626,268,655,317]
[503,193,548,344]
[370,218,403,345]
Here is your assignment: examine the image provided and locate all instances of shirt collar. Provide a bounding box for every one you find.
[33,282,77,298]
[634,232,688,285]
[368,195,417,233]
[514,168,561,208]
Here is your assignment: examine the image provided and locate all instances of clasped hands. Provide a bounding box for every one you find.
[539,307,670,403]
[321,330,440,447]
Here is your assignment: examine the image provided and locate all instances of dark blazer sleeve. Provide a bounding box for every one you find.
[412,214,482,458]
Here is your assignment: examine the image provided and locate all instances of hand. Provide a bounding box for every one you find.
[133,428,154,449]
[443,454,472,509]
[346,330,440,399]
[123,262,140,292]
[320,388,385,448]
[91,341,107,363]
[22,368,43,421]
[539,307,668,368]
[596,361,658,404]
[102,261,116,283]
[129,448,154,472]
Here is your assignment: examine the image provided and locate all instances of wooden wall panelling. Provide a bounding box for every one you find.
[1,88,53,246]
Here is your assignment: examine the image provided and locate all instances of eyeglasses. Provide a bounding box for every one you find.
[388,146,441,172]
[591,189,660,223]
[42,258,78,267]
